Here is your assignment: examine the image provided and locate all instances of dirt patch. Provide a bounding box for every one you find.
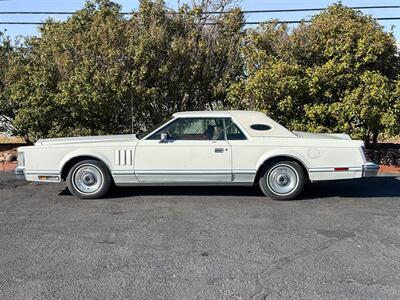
[379,165,400,174]
[381,136,400,144]
[0,162,17,172]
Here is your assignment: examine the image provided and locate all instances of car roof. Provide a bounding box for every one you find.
[173,111,232,118]
[172,110,296,137]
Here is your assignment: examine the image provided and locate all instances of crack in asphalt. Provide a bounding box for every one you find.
[251,239,341,299]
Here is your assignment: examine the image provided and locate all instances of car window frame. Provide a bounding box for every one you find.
[223,118,248,141]
[145,117,227,141]
[141,117,177,140]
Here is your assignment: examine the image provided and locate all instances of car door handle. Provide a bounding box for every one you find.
[215,148,224,153]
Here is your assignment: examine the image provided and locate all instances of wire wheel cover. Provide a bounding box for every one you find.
[267,164,299,195]
[72,164,104,194]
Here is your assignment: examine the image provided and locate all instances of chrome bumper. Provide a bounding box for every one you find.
[362,163,379,177]
[14,166,26,180]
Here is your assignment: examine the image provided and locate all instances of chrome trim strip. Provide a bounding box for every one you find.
[233,169,257,174]
[115,182,253,187]
[135,170,231,174]
[112,171,135,175]
[25,170,60,175]
[114,170,257,176]
[308,167,363,173]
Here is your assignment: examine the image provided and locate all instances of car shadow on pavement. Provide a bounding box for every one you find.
[59,176,400,200]
[299,176,400,200]
[60,185,262,198]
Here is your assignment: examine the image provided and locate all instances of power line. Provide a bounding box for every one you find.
[0,5,399,15]
[205,5,400,14]
[0,5,399,26]
[1,17,400,26]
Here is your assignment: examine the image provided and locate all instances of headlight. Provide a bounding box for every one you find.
[17,152,25,167]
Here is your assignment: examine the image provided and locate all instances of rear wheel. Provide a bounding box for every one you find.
[67,159,111,199]
[259,160,305,200]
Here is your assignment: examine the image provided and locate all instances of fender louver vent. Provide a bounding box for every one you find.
[115,149,133,166]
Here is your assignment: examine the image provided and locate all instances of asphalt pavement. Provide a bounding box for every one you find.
[0,172,400,299]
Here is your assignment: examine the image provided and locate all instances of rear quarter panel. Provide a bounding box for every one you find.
[229,137,365,182]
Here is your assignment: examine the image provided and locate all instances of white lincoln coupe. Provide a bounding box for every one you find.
[15,111,379,200]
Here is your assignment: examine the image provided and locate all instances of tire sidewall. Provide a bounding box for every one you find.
[67,160,111,199]
[259,160,305,200]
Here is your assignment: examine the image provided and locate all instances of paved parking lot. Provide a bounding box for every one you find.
[0,172,400,299]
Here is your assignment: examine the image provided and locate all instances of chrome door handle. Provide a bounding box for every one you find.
[215,148,224,153]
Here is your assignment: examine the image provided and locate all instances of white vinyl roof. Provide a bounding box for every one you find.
[173,110,296,138]
[173,111,231,118]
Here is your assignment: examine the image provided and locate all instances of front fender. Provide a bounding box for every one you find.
[58,149,113,173]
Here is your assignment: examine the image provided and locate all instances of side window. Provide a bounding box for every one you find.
[148,118,225,141]
[225,119,246,140]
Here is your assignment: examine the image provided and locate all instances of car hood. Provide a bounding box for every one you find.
[35,134,138,146]
[293,131,352,140]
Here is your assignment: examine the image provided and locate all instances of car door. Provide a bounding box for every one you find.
[135,117,232,183]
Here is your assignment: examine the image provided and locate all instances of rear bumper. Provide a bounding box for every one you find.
[362,163,379,177]
[14,166,26,180]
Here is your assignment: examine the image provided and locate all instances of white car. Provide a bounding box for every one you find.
[15,111,379,200]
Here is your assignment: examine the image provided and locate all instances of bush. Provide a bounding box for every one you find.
[228,4,400,146]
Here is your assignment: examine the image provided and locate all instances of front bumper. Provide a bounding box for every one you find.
[14,166,26,180]
[362,163,379,177]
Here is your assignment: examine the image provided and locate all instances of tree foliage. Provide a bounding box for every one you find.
[0,2,399,145]
[228,4,399,145]
[0,0,243,141]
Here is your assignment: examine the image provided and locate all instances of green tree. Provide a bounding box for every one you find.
[228,4,400,146]
[1,0,244,141]
[0,32,16,134]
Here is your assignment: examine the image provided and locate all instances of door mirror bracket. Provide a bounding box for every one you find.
[160,133,168,143]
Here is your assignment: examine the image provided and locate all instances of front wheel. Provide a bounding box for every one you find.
[67,160,111,199]
[259,160,305,200]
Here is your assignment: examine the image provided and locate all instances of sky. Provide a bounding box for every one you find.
[0,0,399,42]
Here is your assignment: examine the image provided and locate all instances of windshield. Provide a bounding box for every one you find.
[136,117,173,140]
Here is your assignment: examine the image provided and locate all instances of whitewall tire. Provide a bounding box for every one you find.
[259,160,305,200]
[67,160,111,199]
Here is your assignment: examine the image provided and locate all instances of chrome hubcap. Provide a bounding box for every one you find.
[267,165,298,195]
[73,164,103,194]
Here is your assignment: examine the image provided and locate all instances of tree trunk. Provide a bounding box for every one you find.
[364,131,370,149]
[372,130,379,148]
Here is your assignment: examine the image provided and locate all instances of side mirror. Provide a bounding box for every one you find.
[160,132,168,143]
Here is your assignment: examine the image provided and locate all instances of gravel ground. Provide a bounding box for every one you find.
[0,172,400,299]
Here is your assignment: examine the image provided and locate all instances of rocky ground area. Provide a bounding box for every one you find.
[0,149,17,163]
[0,138,24,171]
[0,147,17,172]
[365,143,400,166]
